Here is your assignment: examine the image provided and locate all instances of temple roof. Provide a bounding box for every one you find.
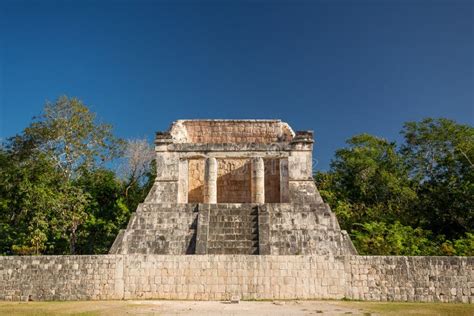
[167,119,295,144]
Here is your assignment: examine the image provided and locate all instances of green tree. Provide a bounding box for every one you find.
[452,233,474,256]
[316,133,416,229]
[11,96,124,180]
[0,148,62,255]
[2,96,126,255]
[352,221,438,255]
[401,118,474,238]
[316,119,473,256]
[74,169,131,254]
[55,184,90,254]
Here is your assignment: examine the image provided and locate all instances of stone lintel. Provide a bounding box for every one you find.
[167,143,293,152]
[177,152,290,160]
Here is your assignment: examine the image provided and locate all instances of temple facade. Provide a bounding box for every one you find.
[110,120,356,255]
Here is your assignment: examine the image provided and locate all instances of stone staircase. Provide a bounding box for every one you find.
[206,205,259,255]
[111,202,357,256]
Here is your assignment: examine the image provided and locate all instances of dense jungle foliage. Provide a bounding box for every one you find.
[0,96,155,255]
[316,118,473,255]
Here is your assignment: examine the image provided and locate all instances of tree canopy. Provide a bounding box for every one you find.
[0,96,154,255]
[316,118,474,256]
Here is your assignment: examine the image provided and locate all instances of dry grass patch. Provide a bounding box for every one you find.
[333,301,474,316]
[0,300,472,316]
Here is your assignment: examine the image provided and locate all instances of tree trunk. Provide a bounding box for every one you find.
[70,225,77,255]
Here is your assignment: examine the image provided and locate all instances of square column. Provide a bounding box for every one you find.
[145,132,179,203]
[177,159,188,203]
[251,157,265,204]
[279,158,289,202]
[204,157,218,203]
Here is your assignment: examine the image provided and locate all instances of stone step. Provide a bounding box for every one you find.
[135,212,194,218]
[207,240,259,248]
[203,205,259,255]
[209,215,257,222]
[128,213,197,229]
[129,225,195,231]
[125,229,195,238]
[209,210,257,214]
[208,228,258,234]
[138,209,196,214]
[208,222,258,229]
[209,222,255,228]
[138,202,199,209]
[132,218,193,225]
[132,217,194,223]
[125,233,194,241]
[207,247,259,255]
[133,216,194,220]
[131,220,194,227]
[205,204,258,209]
[208,227,258,235]
[208,234,258,241]
[209,210,258,216]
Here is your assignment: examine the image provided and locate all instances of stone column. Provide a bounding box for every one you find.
[252,157,265,203]
[279,158,289,203]
[177,159,188,203]
[204,157,218,204]
[145,131,178,203]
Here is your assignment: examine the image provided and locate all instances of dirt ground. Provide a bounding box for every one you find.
[0,299,473,316]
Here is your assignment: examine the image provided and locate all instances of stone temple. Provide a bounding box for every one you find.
[110,119,357,256]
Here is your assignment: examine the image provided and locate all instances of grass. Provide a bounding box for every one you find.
[0,300,472,316]
[0,301,149,316]
[333,301,474,316]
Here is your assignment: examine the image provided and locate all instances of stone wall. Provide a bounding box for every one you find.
[1,255,472,303]
[217,159,252,203]
[0,255,124,301]
[109,204,198,255]
[347,256,474,303]
[187,159,281,203]
[264,158,280,203]
[267,203,356,256]
[121,255,346,300]
[188,159,205,203]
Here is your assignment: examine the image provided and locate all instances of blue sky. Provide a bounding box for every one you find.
[1,0,473,170]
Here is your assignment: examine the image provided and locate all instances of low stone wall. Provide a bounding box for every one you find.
[123,255,347,300]
[347,256,473,303]
[0,255,124,301]
[0,255,472,303]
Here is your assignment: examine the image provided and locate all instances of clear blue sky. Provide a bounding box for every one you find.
[1,0,473,170]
